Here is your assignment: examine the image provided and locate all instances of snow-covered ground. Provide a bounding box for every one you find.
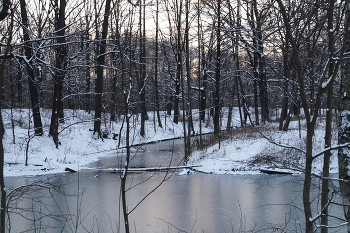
[1,108,338,177]
[188,119,338,175]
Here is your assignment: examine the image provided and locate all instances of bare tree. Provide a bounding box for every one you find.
[0,2,12,231]
[277,0,345,232]
[321,0,336,231]
[154,0,162,129]
[94,0,112,137]
[338,1,350,232]
[213,0,221,136]
[49,0,67,148]
[19,0,43,136]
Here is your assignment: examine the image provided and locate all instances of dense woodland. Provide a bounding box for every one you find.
[0,0,344,138]
[1,0,350,232]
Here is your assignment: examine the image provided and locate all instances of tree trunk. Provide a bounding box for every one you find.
[276,1,324,231]
[138,0,148,137]
[200,55,208,122]
[338,1,350,230]
[184,0,193,162]
[0,7,12,231]
[173,0,182,125]
[253,0,269,124]
[83,20,91,113]
[279,83,289,131]
[304,124,315,233]
[214,0,221,137]
[121,112,131,233]
[321,1,335,231]
[120,24,131,231]
[154,0,162,128]
[19,0,43,136]
[94,0,112,136]
[49,0,67,147]
[197,0,203,146]
[253,79,259,125]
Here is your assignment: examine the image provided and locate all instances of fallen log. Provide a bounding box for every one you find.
[83,165,202,173]
[65,167,77,172]
[260,168,293,175]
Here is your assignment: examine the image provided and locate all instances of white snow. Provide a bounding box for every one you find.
[1,108,339,177]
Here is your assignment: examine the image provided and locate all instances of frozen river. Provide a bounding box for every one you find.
[4,138,347,233]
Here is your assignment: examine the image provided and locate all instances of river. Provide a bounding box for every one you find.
[4,138,347,233]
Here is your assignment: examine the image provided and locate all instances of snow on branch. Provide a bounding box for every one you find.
[312,143,350,160]
[262,133,306,154]
[309,191,335,223]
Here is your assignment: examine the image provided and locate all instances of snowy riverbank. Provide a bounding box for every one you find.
[2,108,337,177]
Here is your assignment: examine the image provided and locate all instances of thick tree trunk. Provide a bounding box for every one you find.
[94,0,112,136]
[19,0,43,136]
[253,0,269,124]
[17,64,23,106]
[279,82,289,131]
[49,0,67,147]
[139,0,148,137]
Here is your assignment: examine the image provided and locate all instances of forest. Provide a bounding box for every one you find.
[0,0,350,232]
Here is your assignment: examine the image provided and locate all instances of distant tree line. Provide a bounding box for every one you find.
[0,0,344,140]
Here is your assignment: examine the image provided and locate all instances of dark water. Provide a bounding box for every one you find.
[87,139,186,169]
[4,139,347,233]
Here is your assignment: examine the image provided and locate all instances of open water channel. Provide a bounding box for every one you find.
[4,138,347,233]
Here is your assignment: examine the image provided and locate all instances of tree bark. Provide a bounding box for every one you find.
[213,0,221,137]
[0,7,12,231]
[49,0,67,147]
[94,0,112,136]
[154,0,162,128]
[138,0,148,137]
[19,0,43,136]
[83,16,91,113]
[338,1,350,231]
[173,0,183,125]
[276,1,321,232]
[252,0,269,124]
[321,1,335,231]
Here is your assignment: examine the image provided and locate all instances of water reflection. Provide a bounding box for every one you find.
[4,172,320,233]
[3,137,347,233]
